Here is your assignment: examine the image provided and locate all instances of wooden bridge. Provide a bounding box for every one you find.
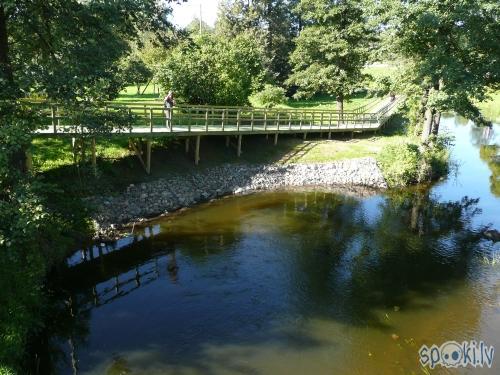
[31,95,402,171]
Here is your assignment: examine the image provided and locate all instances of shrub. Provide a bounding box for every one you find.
[378,135,452,188]
[378,143,421,187]
[250,84,288,108]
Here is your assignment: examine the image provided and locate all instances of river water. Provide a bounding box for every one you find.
[42,116,499,374]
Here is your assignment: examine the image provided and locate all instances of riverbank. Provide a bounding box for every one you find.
[87,157,387,239]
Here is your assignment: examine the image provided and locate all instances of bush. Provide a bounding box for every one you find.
[378,136,452,188]
[378,143,421,187]
[250,84,288,108]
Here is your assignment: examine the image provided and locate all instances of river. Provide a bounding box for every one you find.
[39,115,499,374]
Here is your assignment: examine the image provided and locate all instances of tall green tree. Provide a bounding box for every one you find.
[216,0,299,83]
[0,1,182,372]
[287,0,372,114]
[381,0,500,141]
[156,32,267,105]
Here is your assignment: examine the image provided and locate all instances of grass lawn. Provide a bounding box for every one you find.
[477,90,500,123]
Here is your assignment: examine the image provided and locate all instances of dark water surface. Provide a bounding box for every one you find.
[43,117,499,374]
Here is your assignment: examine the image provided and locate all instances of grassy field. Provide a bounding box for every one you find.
[477,90,500,123]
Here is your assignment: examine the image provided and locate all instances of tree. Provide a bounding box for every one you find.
[287,0,373,115]
[120,56,153,94]
[381,0,500,141]
[216,0,299,84]
[155,32,267,105]
[0,1,182,372]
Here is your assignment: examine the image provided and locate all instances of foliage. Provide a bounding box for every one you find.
[250,84,288,108]
[0,1,181,372]
[287,0,373,105]
[378,142,421,187]
[216,0,299,83]
[479,145,500,197]
[379,0,500,138]
[120,56,152,94]
[155,32,267,105]
[378,135,452,187]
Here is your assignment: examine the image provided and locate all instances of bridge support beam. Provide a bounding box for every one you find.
[146,140,152,174]
[195,136,201,165]
[237,135,242,157]
[328,131,332,139]
[303,132,307,140]
[185,138,190,153]
[274,133,278,146]
[225,136,230,147]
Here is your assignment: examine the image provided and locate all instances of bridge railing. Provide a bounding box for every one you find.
[27,97,399,135]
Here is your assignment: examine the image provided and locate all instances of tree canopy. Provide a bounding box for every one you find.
[286,0,373,111]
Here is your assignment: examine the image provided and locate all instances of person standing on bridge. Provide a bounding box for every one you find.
[163,91,175,129]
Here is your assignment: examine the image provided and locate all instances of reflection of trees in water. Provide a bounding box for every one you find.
[480,145,500,197]
[286,189,484,328]
[35,190,487,373]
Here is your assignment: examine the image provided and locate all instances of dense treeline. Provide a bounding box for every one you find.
[0,0,499,372]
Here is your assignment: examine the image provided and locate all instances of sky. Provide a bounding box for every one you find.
[170,0,221,28]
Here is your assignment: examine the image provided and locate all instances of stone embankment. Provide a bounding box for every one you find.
[88,157,387,238]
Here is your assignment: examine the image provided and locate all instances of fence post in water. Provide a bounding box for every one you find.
[185,138,190,153]
[195,136,201,165]
[146,139,152,174]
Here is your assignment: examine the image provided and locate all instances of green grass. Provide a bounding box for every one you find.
[477,90,500,123]
[114,83,162,103]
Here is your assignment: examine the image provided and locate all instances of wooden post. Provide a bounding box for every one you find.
[51,105,56,133]
[251,110,254,131]
[320,112,323,130]
[195,136,200,165]
[303,132,307,140]
[276,112,280,130]
[288,113,292,130]
[237,134,242,157]
[328,131,332,139]
[237,110,241,131]
[264,110,267,131]
[225,136,230,147]
[91,137,97,175]
[146,139,152,174]
[274,133,278,146]
[149,108,153,132]
[185,138,190,153]
[205,109,209,132]
[221,110,225,131]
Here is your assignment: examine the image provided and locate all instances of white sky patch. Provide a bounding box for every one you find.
[170,0,221,28]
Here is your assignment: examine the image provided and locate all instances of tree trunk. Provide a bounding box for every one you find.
[421,106,434,142]
[137,85,141,95]
[431,111,441,135]
[0,5,14,86]
[336,93,344,122]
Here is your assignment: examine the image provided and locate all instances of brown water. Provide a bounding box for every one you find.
[40,116,499,374]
